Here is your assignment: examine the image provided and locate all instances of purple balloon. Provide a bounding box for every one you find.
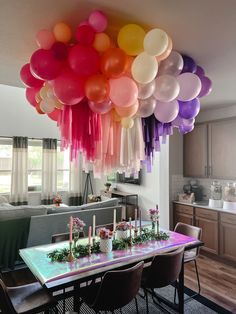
[178,98,200,119]
[195,66,205,77]
[198,76,212,98]
[179,124,194,134]
[182,55,197,73]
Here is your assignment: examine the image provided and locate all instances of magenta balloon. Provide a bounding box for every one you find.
[88,99,112,114]
[30,49,62,80]
[179,124,194,134]
[177,73,201,101]
[154,100,179,123]
[20,63,44,88]
[88,10,108,32]
[195,66,205,77]
[178,98,200,119]
[137,97,156,117]
[51,42,68,60]
[69,45,100,76]
[47,108,61,121]
[198,76,212,97]
[53,71,85,105]
[109,76,138,108]
[75,25,95,46]
[25,87,40,107]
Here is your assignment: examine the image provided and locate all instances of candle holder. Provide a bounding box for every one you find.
[134,228,138,238]
[67,241,75,262]
[88,244,91,257]
[92,237,96,247]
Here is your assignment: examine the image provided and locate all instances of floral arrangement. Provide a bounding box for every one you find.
[98,227,113,239]
[53,194,62,206]
[71,217,86,232]
[116,221,130,231]
[148,208,159,222]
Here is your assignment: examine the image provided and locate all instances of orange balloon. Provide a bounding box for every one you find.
[85,74,110,102]
[53,22,72,43]
[124,56,134,77]
[101,48,128,78]
[111,108,121,122]
[156,37,173,62]
[115,100,139,117]
[93,33,111,52]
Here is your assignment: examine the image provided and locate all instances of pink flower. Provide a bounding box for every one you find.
[73,217,86,230]
[147,208,159,221]
[116,221,129,231]
[98,227,113,239]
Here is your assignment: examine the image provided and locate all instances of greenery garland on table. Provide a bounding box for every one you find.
[47,228,169,263]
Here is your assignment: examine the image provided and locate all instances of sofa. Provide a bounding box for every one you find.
[0,198,121,269]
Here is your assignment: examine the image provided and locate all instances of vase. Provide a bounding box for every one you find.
[152,220,155,230]
[116,230,128,240]
[100,238,112,253]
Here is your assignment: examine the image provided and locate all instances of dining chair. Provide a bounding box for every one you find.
[141,246,184,314]
[173,222,202,302]
[51,231,85,243]
[77,261,144,314]
[0,278,58,314]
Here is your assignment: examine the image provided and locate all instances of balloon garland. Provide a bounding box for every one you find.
[20,10,212,177]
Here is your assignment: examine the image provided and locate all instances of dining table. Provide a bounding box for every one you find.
[19,222,203,314]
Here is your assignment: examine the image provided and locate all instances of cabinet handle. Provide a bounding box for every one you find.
[204,166,207,176]
[209,166,212,176]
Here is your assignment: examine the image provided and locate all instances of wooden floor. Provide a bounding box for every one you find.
[185,254,236,313]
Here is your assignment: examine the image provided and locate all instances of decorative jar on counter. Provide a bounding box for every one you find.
[209,181,223,208]
[223,182,236,210]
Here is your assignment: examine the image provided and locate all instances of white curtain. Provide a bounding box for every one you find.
[41,138,57,204]
[11,137,28,205]
[69,154,83,205]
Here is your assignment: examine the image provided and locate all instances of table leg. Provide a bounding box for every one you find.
[178,258,184,314]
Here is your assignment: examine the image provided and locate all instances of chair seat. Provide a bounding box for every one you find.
[184,250,197,262]
[7,282,56,314]
[79,282,101,306]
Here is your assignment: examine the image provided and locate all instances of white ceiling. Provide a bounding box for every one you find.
[0,0,236,109]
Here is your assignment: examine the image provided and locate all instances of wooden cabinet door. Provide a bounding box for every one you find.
[175,212,193,226]
[195,207,218,254]
[209,119,236,179]
[220,213,236,262]
[173,203,194,227]
[183,124,208,177]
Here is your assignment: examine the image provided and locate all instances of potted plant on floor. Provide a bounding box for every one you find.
[98,228,113,253]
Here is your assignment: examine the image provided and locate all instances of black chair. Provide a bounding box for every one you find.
[0,278,57,314]
[51,231,85,243]
[78,261,144,313]
[174,222,202,302]
[141,247,184,314]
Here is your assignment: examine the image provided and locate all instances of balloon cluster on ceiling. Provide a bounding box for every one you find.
[20,10,212,177]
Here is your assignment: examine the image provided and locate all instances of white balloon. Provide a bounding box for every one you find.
[143,28,169,56]
[131,52,158,84]
[137,80,155,99]
[40,98,55,113]
[136,97,156,117]
[158,51,183,76]
[153,75,180,102]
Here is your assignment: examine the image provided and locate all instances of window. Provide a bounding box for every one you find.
[0,138,12,193]
[28,140,42,191]
[57,145,70,191]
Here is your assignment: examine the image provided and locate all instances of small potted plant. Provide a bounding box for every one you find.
[104,182,111,192]
[116,221,130,240]
[98,227,113,253]
[53,194,62,207]
[148,207,160,233]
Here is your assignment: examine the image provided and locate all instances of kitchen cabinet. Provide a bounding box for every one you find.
[174,203,194,227]
[183,117,236,179]
[195,207,219,255]
[220,213,236,262]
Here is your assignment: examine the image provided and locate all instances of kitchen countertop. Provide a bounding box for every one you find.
[173,201,236,215]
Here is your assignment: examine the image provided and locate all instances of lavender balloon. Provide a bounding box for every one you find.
[183,117,195,126]
[178,98,200,119]
[177,73,202,101]
[182,55,197,73]
[179,124,194,134]
[195,66,205,77]
[198,76,212,98]
[154,100,179,123]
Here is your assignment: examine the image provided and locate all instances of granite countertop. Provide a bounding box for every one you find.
[173,200,236,215]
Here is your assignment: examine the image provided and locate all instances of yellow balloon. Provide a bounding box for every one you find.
[53,22,72,43]
[117,24,145,56]
[93,33,111,53]
[121,117,134,129]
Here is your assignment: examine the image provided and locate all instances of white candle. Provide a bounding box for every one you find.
[113,209,116,232]
[139,209,142,235]
[88,226,92,246]
[129,217,132,238]
[92,215,96,237]
[69,216,73,243]
[134,208,137,230]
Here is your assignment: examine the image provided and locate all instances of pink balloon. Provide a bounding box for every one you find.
[47,108,61,121]
[88,99,112,114]
[30,49,62,80]
[109,76,138,107]
[79,20,89,26]
[68,45,100,76]
[177,73,202,101]
[51,42,68,60]
[53,71,85,105]
[75,25,95,46]
[35,29,55,50]
[20,63,44,88]
[88,10,108,32]
[154,100,179,123]
[25,87,40,107]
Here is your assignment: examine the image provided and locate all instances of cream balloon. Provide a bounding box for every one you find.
[121,117,134,129]
[40,98,55,113]
[143,28,168,56]
[153,75,180,102]
[137,80,155,99]
[136,97,156,118]
[131,52,158,84]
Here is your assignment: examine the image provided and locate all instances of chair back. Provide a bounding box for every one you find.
[144,247,184,289]
[92,261,144,311]
[0,279,16,314]
[51,231,85,243]
[174,222,202,257]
